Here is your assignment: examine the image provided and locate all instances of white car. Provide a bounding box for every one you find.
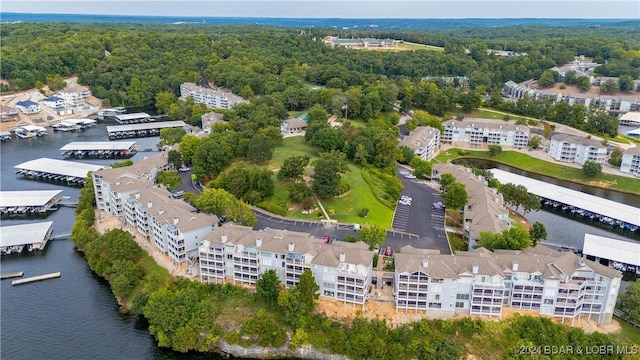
[405,174,416,179]
[399,200,412,206]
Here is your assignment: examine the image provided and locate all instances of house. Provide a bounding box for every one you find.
[431,163,511,248]
[201,112,225,134]
[620,147,640,177]
[398,126,441,160]
[199,224,374,308]
[441,118,530,149]
[57,85,91,107]
[280,118,308,135]
[180,82,248,109]
[548,134,607,166]
[15,100,41,114]
[43,96,66,109]
[0,105,18,121]
[394,244,621,325]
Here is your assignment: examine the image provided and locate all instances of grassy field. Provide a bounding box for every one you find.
[398,42,444,52]
[614,317,640,345]
[264,137,394,227]
[467,109,534,124]
[435,148,640,194]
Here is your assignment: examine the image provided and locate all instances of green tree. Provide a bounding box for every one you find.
[311,150,347,198]
[155,91,177,114]
[444,182,468,210]
[167,149,183,169]
[178,134,201,165]
[398,145,416,165]
[528,135,542,149]
[238,85,254,99]
[488,145,503,157]
[582,160,603,178]
[618,75,634,91]
[357,224,387,250]
[440,173,456,191]
[193,135,233,178]
[476,227,532,250]
[256,269,281,305]
[111,159,133,168]
[246,133,274,163]
[156,171,182,191]
[160,127,187,145]
[618,280,640,324]
[585,110,619,137]
[537,70,556,87]
[599,79,619,94]
[522,193,541,214]
[608,148,623,167]
[278,269,318,327]
[529,221,547,246]
[410,157,432,180]
[576,76,591,91]
[296,269,319,315]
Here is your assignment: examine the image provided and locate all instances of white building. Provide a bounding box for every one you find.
[57,85,91,107]
[199,225,374,308]
[441,119,530,150]
[548,134,607,166]
[15,100,41,114]
[92,153,169,215]
[124,186,218,265]
[394,244,622,325]
[180,82,248,109]
[43,96,66,109]
[399,126,441,160]
[620,147,640,177]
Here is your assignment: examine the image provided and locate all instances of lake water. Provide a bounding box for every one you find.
[0,124,223,360]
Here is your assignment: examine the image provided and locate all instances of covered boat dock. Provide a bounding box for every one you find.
[0,190,63,217]
[14,158,105,186]
[114,112,151,124]
[107,121,186,139]
[583,233,640,274]
[60,141,138,158]
[489,168,640,232]
[0,221,54,255]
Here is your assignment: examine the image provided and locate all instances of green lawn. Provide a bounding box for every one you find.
[467,109,533,124]
[264,137,394,227]
[438,148,640,194]
[398,42,444,52]
[614,316,640,345]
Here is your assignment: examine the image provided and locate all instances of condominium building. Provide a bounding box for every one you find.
[432,163,511,248]
[394,245,621,325]
[16,100,41,114]
[92,153,169,215]
[180,82,248,109]
[123,186,218,264]
[548,134,607,166]
[399,126,441,160]
[43,96,66,109]
[441,119,530,149]
[620,147,640,176]
[199,225,374,307]
[57,85,91,107]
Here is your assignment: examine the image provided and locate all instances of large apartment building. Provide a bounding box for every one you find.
[620,147,640,177]
[394,245,622,325]
[57,85,91,107]
[441,119,530,149]
[199,225,374,308]
[548,134,607,166]
[180,82,248,109]
[399,126,441,160]
[432,163,511,248]
[92,153,169,216]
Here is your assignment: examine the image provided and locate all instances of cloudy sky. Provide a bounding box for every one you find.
[2,0,639,19]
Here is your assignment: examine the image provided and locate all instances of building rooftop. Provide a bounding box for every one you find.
[620,112,640,123]
[283,118,308,129]
[623,147,640,156]
[0,221,53,247]
[114,113,151,121]
[583,233,640,267]
[490,168,640,226]
[15,158,104,178]
[443,118,529,133]
[399,126,439,151]
[60,141,137,151]
[106,121,186,133]
[551,133,606,148]
[16,100,38,107]
[0,190,63,207]
[44,96,64,102]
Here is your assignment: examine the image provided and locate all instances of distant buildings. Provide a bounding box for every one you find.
[15,100,40,114]
[620,147,640,177]
[548,134,607,166]
[441,118,530,150]
[199,224,373,308]
[323,36,400,48]
[0,105,18,121]
[431,163,511,248]
[43,96,65,109]
[280,118,308,135]
[421,76,470,91]
[201,112,225,134]
[399,126,441,160]
[394,244,621,325]
[180,82,248,109]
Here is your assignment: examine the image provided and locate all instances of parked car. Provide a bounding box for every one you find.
[323,234,330,244]
[385,246,393,256]
[178,166,191,172]
[405,174,416,179]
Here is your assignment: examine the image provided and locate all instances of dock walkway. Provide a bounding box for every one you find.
[12,272,61,285]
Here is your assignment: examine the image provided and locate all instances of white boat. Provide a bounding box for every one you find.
[15,125,48,138]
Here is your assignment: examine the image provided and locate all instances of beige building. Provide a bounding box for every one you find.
[399,126,441,160]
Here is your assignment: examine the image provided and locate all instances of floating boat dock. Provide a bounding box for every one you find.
[98,107,127,119]
[0,190,63,217]
[490,168,640,232]
[114,112,151,124]
[14,158,105,186]
[1,271,24,279]
[0,221,54,255]
[14,125,47,138]
[60,141,138,158]
[52,118,97,132]
[0,130,12,141]
[12,272,61,285]
[107,121,186,140]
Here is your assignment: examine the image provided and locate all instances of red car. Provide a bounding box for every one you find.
[385,246,393,256]
[323,235,330,244]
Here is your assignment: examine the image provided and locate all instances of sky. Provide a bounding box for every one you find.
[1,0,639,19]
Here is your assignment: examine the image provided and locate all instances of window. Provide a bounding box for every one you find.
[544,299,554,305]
[456,302,465,308]
[435,294,440,300]
[456,293,470,300]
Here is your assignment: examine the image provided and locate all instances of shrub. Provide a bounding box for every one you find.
[257,198,287,216]
[358,208,370,218]
[344,235,357,243]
